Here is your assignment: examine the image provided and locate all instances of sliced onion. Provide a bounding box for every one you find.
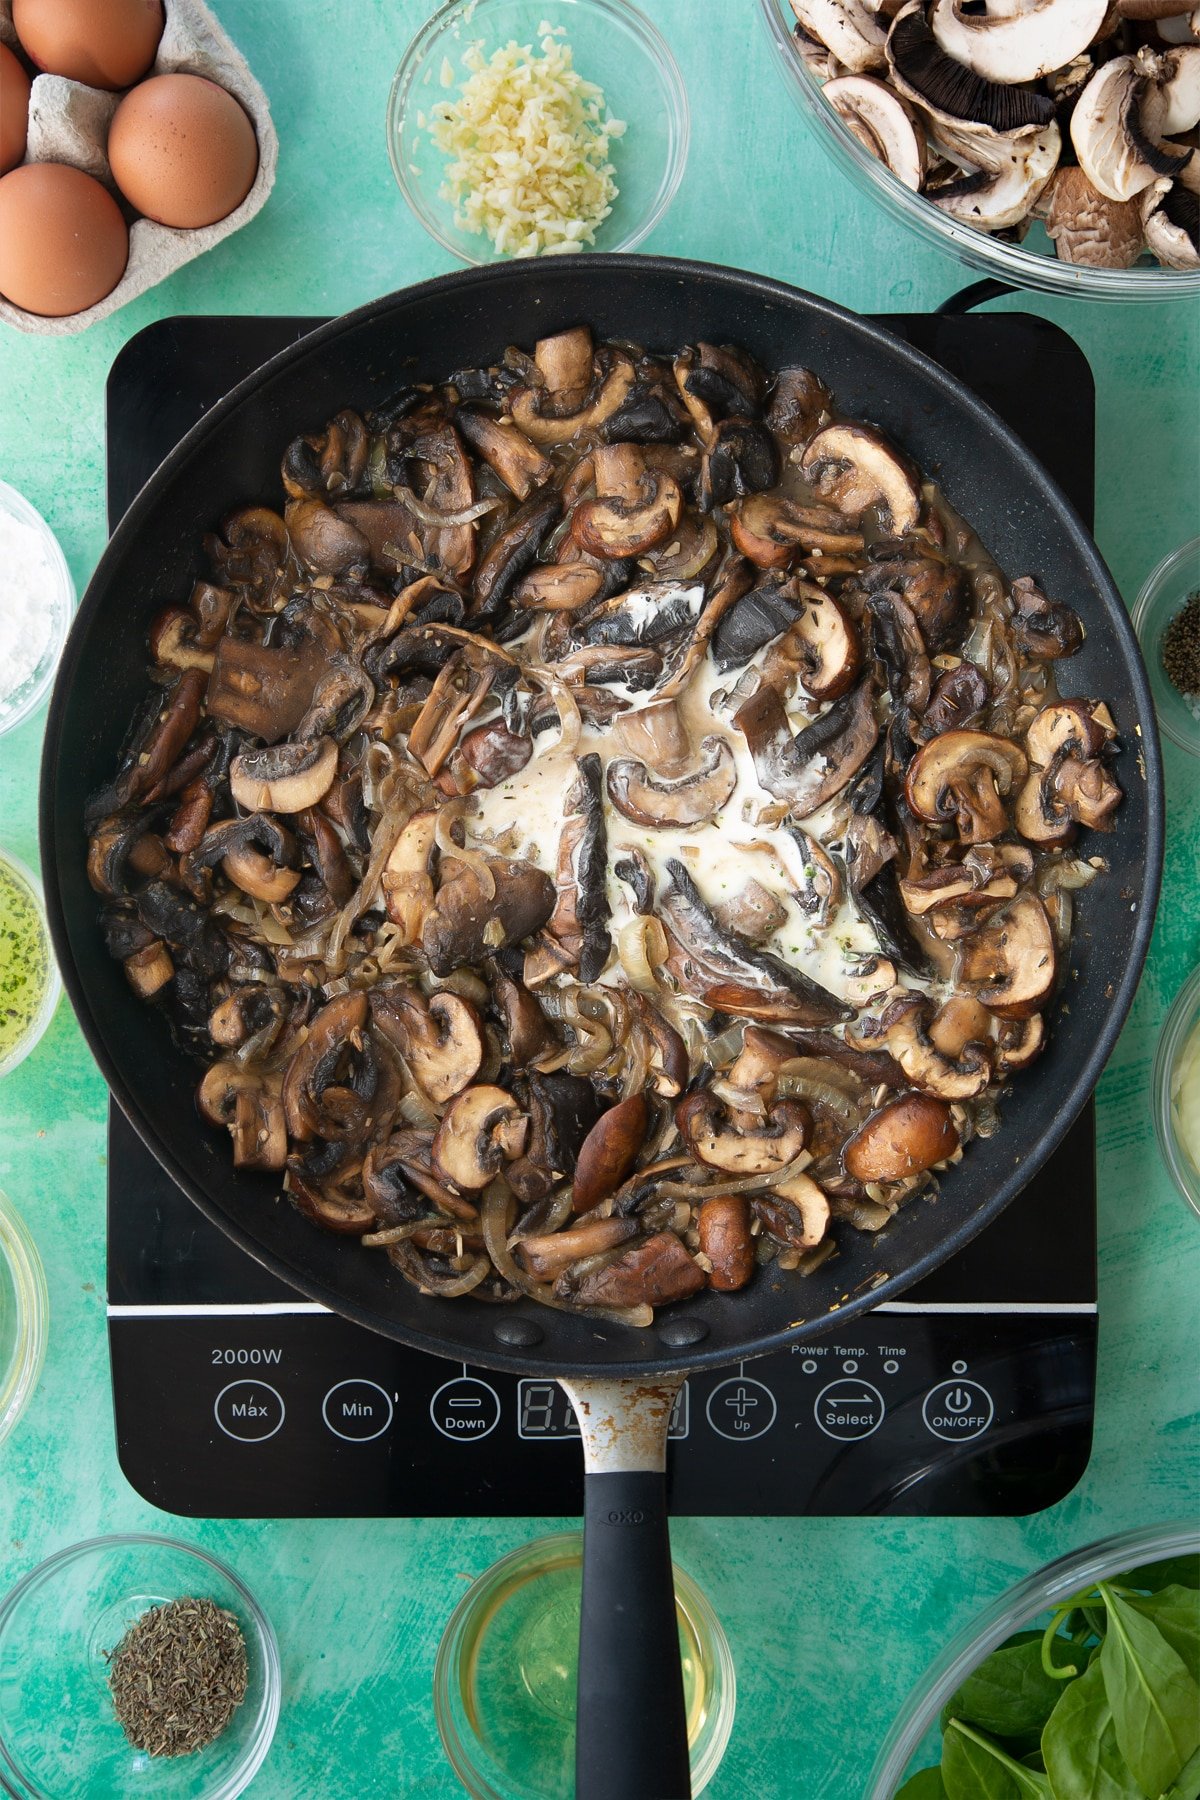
[526,667,581,758]
[651,1147,815,1203]
[361,1220,427,1247]
[481,1182,654,1327]
[388,1241,491,1296]
[393,487,503,529]
[435,804,496,901]
[616,916,670,993]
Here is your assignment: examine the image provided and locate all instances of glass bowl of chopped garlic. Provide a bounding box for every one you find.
[388,0,689,263]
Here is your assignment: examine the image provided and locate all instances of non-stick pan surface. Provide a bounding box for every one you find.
[41,257,1162,1380]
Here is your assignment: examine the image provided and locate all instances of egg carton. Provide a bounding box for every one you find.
[0,0,277,335]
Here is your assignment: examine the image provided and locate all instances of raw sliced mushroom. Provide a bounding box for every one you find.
[801,423,922,534]
[1042,165,1146,266]
[929,0,1108,85]
[606,735,737,828]
[887,3,1056,131]
[432,1085,529,1190]
[929,125,1061,230]
[230,738,338,814]
[959,891,1057,1017]
[790,0,888,73]
[824,75,928,189]
[1071,52,1194,200]
[1141,175,1200,264]
[905,729,1029,842]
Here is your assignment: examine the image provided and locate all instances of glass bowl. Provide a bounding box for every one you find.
[1132,536,1200,757]
[1154,964,1200,1221]
[0,847,62,1081]
[0,1187,48,1448]
[867,1521,1200,1795]
[758,0,1200,303]
[434,1531,736,1798]
[0,1535,280,1799]
[0,483,75,738]
[387,0,689,264]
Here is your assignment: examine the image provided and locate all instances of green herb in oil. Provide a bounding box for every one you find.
[0,861,51,1064]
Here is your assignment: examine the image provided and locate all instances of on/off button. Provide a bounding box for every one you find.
[923,1380,994,1443]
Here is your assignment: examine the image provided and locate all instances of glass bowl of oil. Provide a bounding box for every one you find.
[434,1531,736,1798]
[0,1187,47,1448]
[0,847,60,1081]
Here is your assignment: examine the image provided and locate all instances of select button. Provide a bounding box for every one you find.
[323,1379,394,1442]
[214,1379,285,1442]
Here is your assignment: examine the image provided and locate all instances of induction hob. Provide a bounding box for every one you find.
[105,310,1100,1521]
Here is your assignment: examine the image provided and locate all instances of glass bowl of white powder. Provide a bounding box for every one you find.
[0,483,75,740]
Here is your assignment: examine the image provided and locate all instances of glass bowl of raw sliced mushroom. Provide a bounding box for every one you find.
[759,0,1200,300]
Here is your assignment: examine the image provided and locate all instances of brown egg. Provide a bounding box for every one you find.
[0,161,128,315]
[12,0,164,91]
[0,46,32,176]
[107,72,257,229]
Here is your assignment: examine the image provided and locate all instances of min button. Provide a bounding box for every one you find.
[923,1380,994,1443]
[214,1379,285,1442]
[323,1379,393,1442]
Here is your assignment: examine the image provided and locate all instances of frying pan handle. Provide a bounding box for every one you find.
[560,1375,692,1800]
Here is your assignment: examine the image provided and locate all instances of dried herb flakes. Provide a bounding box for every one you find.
[105,1596,249,1758]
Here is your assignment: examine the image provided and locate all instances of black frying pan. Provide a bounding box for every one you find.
[40,259,1162,1800]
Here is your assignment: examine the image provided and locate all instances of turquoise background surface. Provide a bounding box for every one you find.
[1,2,1198,1793]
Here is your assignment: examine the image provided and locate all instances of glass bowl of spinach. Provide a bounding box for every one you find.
[869,1523,1200,1800]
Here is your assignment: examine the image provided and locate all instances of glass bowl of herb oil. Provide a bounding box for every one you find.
[433,1531,736,1799]
[0,848,60,1081]
[867,1522,1200,1798]
[1132,536,1200,758]
[0,1188,47,1448]
[1154,965,1200,1223]
[0,1535,280,1797]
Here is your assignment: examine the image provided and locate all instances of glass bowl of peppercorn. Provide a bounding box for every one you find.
[1132,536,1200,758]
[0,1534,280,1796]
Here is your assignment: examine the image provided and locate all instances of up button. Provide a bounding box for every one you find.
[923,1379,994,1443]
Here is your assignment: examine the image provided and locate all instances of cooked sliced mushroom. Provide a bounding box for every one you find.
[790,0,888,72]
[714,878,790,942]
[194,815,301,905]
[734,678,879,818]
[824,75,928,189]
[573,471,684,560]
[672,343,766,442]
[422,855,556,976]
[472,489,562,620]
[676,1091,810,1173]
[905,729,1028,842]
[508,1072,604,1205]
[381,810,438,943]
[753,1174,831,1250]
[959,891,1057,1017]
[712,577,803,672]
[928,993,994,1058]
[993,1013,1045,1074]
[230,738,338,814]
[511,340,636,444]
[380,988,485,1105]
[149,607,216,674]
[731,493,866,567]
[698,419,780,511]
[774,591,862,701]
[514,563,606,612]
[543,755,611,983]
[1010,577,1085,660]
[929,0,1107,85]
[899,843,1024,912]
[432,1085,528,1190]
[1015,700,1121,841]
[198,1062,288,1171]
[697,1195,755,1290]
[285,497,370,576]
[1071,51,1194,200]
[606,736,737,829]
[565,1230,707,1308]
[572,1094,649,1212]
[659,858,852,1025]
[630,991,690,1097]
[850,994,991,1098]
[581,580,706,648]
[766,367,832,444]
[801,423,922,535]
[124,940,174,999]
[843,1093,959,1181]
[451,720,533,791]
[456,409,552,499]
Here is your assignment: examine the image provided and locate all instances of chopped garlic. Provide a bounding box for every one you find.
[429,28,626,258]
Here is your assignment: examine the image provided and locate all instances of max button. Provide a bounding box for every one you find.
[923,1380,994,1442]
[430,1377,501,1441]
[214,1380,285,1442]
[323,1379,393,1442]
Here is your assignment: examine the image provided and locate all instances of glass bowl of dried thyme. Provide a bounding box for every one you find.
[1132,536,1200,758]
[0,1534,280,1796]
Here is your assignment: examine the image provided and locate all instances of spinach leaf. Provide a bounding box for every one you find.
[896,1770,949,1799]
[942,1720,1051,1799]
[1041,1658,1142,1800]
[943,1636,1066,1738]
[1098,1584,1200,1797]
[1127,1585,1200,1684]
[1119,1556,1200,1597]
[1159,1744,1200,1800]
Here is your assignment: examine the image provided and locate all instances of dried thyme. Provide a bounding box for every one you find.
[1162,587,1200,703]
[105,1597,249,1757]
